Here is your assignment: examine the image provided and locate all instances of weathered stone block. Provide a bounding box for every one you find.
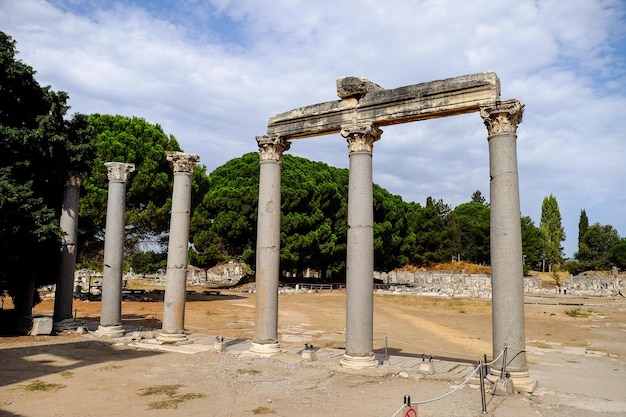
[18,315,53,335]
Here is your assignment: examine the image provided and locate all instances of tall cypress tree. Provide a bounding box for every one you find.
[578,209,589,253]
[540,194,565,272]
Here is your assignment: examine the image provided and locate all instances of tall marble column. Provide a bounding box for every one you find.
[95,162,135,338]
[340,123,381,369]
[480,99,536,392]
[159,151,199,344]
[250,135,290,356]
[53,172,85,327]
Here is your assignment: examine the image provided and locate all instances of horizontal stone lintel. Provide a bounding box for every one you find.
[267,72,500,139]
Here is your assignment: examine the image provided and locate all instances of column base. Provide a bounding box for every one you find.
[95,324,125,338]
[340,353,378,369]
[249,342,282,357]
[157,331,189,344]
[489,369,537,394]
[53,318,80,332]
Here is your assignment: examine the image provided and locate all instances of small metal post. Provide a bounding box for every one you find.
[404,394,411,407]
[500,343,508,381]
[385,336,388,361]
[479,360,488,414]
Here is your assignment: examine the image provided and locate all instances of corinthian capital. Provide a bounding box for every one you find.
[256,135,291,162]
[166,151,200,174]
[341,123,382,154]
[65,171,86,187]
[479,99,524,135]
[104,162,135,182]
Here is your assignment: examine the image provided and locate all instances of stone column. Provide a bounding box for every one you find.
[95,162,135,338]
[340,123,381,369]
[53,172,84,327]
[250,135,290,356]
[159,152,199,344]
[480,99,536,393]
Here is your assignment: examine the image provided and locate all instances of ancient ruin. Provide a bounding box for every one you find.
[159,151,199,343]
[254,72,536,391]
[95,162,135,338]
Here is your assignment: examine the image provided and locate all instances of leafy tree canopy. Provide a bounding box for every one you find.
[0,31,94,314]
[77,114,213,269]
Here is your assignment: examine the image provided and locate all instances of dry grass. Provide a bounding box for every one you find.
[252,406,275,414]
[22,380,65,392]
[377,294,492,313]
[138,384,205,410]
[396,261,491,275]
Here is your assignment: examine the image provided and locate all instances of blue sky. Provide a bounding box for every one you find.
[2,0,625,259]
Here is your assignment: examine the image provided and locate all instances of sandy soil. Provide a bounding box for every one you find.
[1,290,625,417]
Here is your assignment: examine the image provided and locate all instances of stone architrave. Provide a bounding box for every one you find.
[340,123,381,369]
[95,162,135,338]
[250,135,290,356]
[480,99,536,393]
[53,172,85,327]
[159,152,200,344]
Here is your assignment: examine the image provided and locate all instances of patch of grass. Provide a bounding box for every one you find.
[377,295,492,313]
[139,384,205,410]
[252,406,275,415]
[147,393,205,409]
[565,308,592,318]
[23,380,65,392]
[236,368,261,375]
[139,384,182,397]
[58,371,74,378]
[98,364,122,371]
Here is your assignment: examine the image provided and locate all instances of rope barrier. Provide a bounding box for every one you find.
[415,363,481,404]
[388,363,482,416]
[484,349,504,366]
[386,346,512,416]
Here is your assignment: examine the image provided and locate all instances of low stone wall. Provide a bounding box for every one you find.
[373,269,624,299]
[561,272,624,297]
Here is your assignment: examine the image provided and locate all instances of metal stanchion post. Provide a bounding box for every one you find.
[479,359,488,414]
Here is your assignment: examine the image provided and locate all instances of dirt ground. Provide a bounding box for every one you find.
[1,290,625,416]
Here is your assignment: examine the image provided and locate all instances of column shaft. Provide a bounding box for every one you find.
[97,162,134,337]
[341,124,381,368]
[54,173,83,322]
[160,152,199,342]
[252,136,289,353]
[481,100,535,392]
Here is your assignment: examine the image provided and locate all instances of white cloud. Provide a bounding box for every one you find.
[1,0,625,258]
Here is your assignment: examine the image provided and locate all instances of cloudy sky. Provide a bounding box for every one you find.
[2,0,625,258]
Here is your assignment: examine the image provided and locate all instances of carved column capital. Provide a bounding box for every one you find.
[341,123,382,154]
[104,162,135,182]
[480,99,524,135]
[256,135,291,162]
[65,172,86,187]
[166,151,200,174]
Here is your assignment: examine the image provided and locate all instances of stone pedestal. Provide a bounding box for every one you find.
[418,361,436,375]
[159,152,199,344]
[18,316,53,336]
[96,162,134,338]
[54,173,84,324]
[301,349,318,362]
[252,136,290,352]
[341,124,381,368]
